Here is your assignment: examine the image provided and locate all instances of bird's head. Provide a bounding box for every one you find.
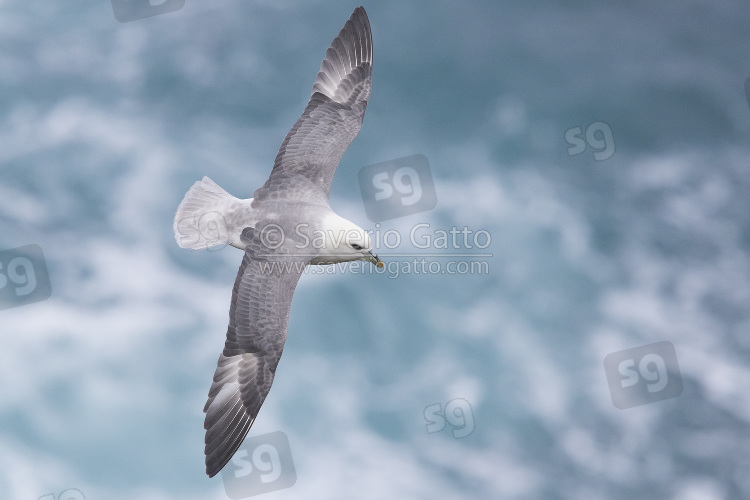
[309,213,383,267]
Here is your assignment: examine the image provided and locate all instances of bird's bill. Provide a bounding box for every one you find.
[366,251,384,268]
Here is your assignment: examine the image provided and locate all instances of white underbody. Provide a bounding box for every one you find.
[173,176,374,264]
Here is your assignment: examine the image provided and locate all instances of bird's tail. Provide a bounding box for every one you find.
[173,176,252,250]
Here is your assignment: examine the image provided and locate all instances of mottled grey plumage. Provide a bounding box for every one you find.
[191,6,374,478]
[259,6,372,200]
[203,226,306,475]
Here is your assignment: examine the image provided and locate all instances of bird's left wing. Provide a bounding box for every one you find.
[203,227,306,477]
[254,6,372,201]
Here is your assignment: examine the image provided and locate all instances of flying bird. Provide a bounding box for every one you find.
[173,7,380,477]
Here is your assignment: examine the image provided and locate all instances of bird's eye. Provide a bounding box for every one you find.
[351,243,363,250]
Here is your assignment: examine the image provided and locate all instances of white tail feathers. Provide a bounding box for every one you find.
[173,176,254,251]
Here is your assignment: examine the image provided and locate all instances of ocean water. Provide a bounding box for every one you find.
[1,1,750,499]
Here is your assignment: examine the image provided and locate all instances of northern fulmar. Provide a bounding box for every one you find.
[173,6,380,477]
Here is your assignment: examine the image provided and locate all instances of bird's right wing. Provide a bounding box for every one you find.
[254,6,373,201]
[203,227,306,477]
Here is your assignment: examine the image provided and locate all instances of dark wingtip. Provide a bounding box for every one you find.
[353,6,369,25]
[350,6,371,37]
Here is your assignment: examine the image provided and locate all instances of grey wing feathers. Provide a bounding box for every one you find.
[203,228,305,477]
[312,6,372,105]
[257,6,372,200]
